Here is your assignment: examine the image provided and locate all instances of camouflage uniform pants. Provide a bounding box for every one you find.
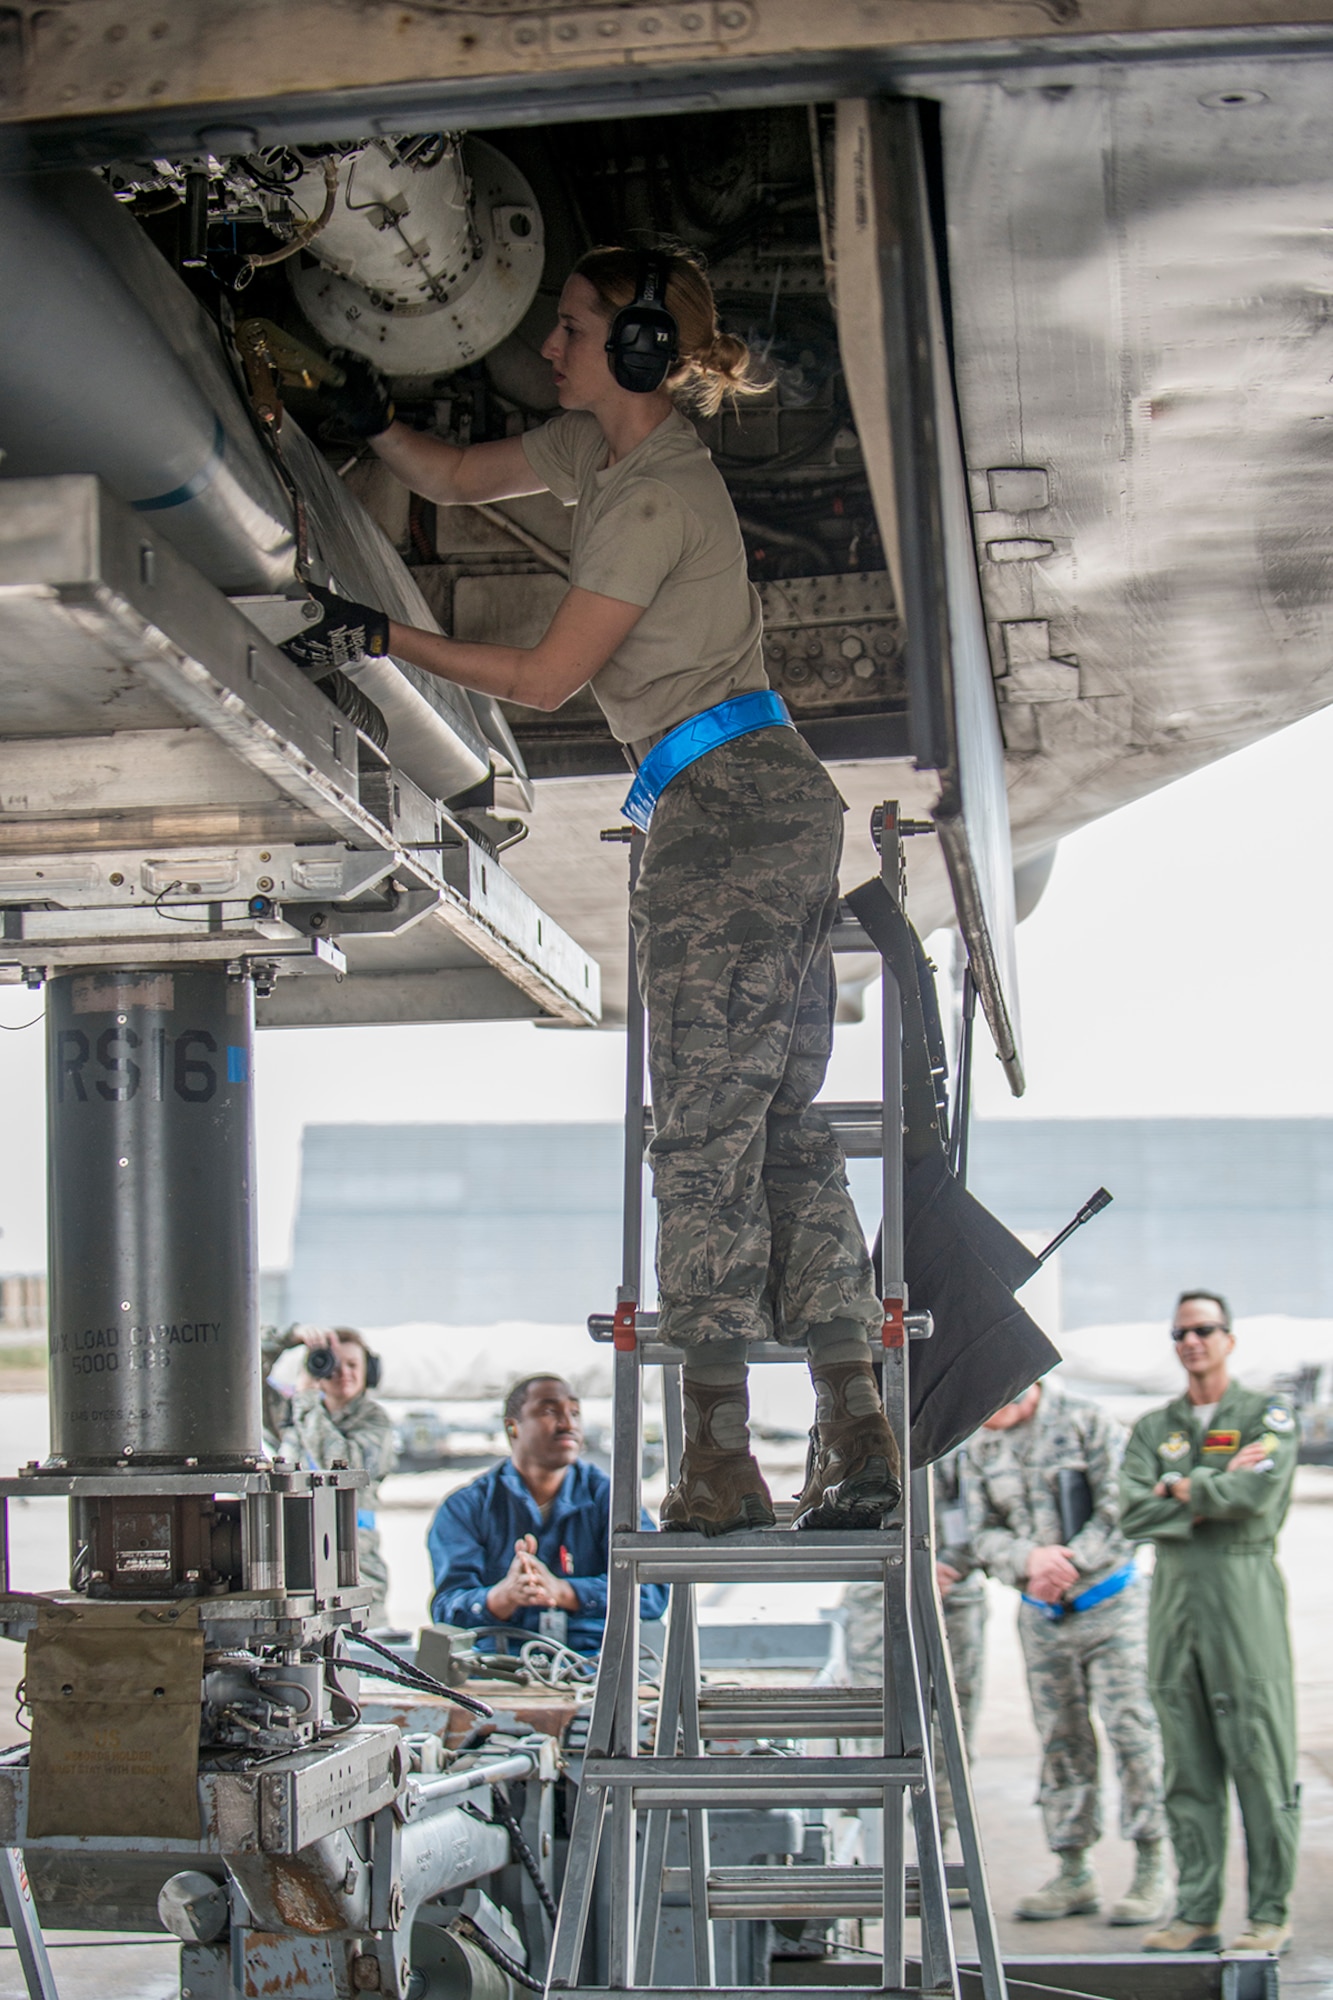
[631,728,880,1349]
[1018,1579,1167,1852]
[842,1578,987,1834]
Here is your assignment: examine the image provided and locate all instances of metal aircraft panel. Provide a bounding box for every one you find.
[836,97,1024,1089]
[930,48,1333,863]
[8,3,1333,164]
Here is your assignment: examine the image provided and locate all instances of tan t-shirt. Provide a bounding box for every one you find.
[520,407,768,748]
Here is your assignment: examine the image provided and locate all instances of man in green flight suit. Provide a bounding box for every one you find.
[1120,1289,1300,1957]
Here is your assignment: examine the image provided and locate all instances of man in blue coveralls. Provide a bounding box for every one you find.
[428,1374,667,1656]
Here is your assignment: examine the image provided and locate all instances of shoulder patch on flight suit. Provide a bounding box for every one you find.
[1158,1431,1192,1465]
[1264,1404,1295,1434]
[1202,1428,1241,1454]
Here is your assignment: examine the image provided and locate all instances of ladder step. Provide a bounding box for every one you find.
[613,1527,903,1584]
[630,1097,887,1157]
[589,1318,932,1357]
[831,912,876,955]
[552,1990,922,2000]
[581,1752,918,1808]
[697,1686,886,1737]
[808,1100,888,1158]
[659,1863,969,1919]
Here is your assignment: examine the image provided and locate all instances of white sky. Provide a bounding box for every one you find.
[1,702,1331,1272]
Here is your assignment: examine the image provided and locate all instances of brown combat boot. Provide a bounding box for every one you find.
[1015,1852,1100,1920]
[660,1378,775,1538]
[1226,1922,1292,1955]
[793,1357,902,1530]
[1108,1839,1169,1925]
[1143,1917,1222,1953]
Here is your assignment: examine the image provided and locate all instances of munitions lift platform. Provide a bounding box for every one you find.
[543,804,1280,2000]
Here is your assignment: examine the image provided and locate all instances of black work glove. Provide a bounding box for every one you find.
[282,583,391,675]
[320,349,396,439]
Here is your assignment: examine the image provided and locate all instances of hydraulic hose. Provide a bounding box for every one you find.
[242,159,339,278]
[307,668,390,752]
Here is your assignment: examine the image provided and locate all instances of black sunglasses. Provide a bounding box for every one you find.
[1171,1322,1228,1342]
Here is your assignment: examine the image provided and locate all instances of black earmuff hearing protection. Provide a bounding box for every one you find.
[364,1349,382,1391]
[605,252,679,394]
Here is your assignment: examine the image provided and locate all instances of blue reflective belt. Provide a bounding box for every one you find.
[1022,1561,1137,1622]
[622,690,792,833]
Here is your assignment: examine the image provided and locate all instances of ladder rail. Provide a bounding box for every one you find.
[908,1488,959,1996]
[912,1474,1007,2000]
[617,836,647,1316]
[549,840,648,1994]
[879,811,915,1988]
[548,1765,606,1984]
[667,1357,715,1989]
[633,1363,715,1987]
[549,1558,636,1989]
[605,1300,645,1984]
[632,1364,684,1985]
[0,1848,59,2000]
[608,859,649,1991]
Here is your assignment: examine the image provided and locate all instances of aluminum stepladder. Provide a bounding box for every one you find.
[547,805,1006,2000]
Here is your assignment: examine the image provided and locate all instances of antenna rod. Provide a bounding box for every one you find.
[1037,1186,1113,1266]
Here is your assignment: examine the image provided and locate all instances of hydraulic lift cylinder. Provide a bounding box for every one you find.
[45,965,262,1469]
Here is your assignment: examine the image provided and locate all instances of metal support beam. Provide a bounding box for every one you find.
[835,99,1025,1095]
[8,4,1333,171]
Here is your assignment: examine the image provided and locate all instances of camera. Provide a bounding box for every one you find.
[299,1335,382,1390]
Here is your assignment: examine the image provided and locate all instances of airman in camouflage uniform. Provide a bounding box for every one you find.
[635,728,898,1538]
[262,1325,396,1626]
[967,1380,1168,1925]
[843,1449,988,1838]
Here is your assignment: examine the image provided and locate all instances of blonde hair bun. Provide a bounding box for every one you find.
[574,245,769,418]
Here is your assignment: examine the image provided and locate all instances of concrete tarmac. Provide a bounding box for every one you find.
[0,1396,1328,1997]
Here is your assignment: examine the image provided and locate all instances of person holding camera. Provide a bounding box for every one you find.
[262,1324,396,1627]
